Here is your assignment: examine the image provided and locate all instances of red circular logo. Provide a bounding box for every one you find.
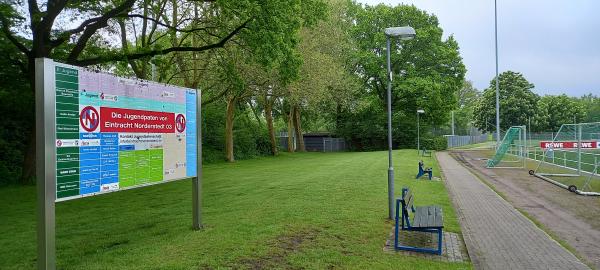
[175,114,186,133]
[80,106,100,132]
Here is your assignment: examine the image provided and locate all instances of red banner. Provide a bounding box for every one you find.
[540,141,598,149]
[100,107,175,133]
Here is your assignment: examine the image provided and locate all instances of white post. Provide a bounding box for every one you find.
[523,126,527,168]
[528,117,531,158]
[577,124,582,175]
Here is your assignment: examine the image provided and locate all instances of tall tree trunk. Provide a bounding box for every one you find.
[225,96,236,162]
[287,105,295,152]
[264,97,278,155]
[293,105,305,152]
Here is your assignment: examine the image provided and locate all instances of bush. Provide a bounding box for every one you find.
[420,136,447,151]
[0,82,33,186]
[202,101,272,163]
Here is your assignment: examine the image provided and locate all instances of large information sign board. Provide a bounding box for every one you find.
[52,62,198,201]
[36,58,202,270]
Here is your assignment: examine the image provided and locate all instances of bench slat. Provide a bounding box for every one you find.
[427,206,435,227]
[412,206,443,228]
[402,189,414,211]
[413,206,427,227]
[402,188,443,229]
[406,194,414,211]
[435,207,443,227]
[412,208,420,226]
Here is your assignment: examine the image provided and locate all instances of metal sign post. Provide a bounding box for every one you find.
[193,89,203,230]
[36,58,57,270]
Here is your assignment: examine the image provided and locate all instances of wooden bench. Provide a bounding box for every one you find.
[421,148,432,157]
[394,187,444,255]
[416,161,433,180]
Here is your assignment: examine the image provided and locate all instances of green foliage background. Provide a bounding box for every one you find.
[1,0,599,186]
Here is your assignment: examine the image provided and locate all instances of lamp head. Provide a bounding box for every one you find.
[384,26,416,40]
[417,109,425,114]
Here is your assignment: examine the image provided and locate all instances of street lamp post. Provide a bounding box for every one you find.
[417,109,425,153]
[384,26,416,220]
[494,0,501,148]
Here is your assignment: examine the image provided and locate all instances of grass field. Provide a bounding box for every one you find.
[483,147,600,192]
[450,141,495,150]
[0,150,470,270]
[527,148,600,173]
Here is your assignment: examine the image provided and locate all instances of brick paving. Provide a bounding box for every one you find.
[437,152,589,270]
[383,230,468,263]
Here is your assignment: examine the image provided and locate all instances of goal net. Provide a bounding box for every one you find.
[531,122,600,195]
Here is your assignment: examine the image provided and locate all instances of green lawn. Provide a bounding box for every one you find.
[0,150,470,270]
[451,141,495,150]
[527,148,600,173]
[483,148,600,192]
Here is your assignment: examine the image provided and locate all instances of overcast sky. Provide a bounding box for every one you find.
[356,0,600,97]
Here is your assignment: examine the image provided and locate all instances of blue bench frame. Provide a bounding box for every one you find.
[416,162,433,180]
[394,188,443,255]
[421,148,432,157]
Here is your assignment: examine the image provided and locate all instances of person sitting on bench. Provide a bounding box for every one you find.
[416,160,433,180]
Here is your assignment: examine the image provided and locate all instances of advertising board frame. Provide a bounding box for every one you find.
[35,58,203,270]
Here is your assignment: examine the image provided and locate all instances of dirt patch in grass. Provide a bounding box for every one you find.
[452,150,600,269]
[236,228,320,270]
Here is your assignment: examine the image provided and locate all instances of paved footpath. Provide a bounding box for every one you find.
[436,152,589,270]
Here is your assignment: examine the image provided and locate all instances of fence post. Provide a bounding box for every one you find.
[577,124,582,175]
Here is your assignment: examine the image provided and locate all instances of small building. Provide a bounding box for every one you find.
[278,132,346,152]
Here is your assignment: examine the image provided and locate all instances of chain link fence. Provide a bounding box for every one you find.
[446,134,490,148]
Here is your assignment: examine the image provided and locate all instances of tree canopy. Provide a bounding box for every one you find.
[335,3,465,149]
[536,94,586,131]
[0,0,327,181]
[472,71,539,132]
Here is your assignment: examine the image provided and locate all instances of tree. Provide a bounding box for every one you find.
[473,71,539,132]
[457,80,480,108]
[579,94,600,123]
[535,94,587,131]
[451,80,480,135]
[0,27,32,185]
[349,4,465,126]
[283,0,359,151]
[337,3,465,148]
[0,0,325,182]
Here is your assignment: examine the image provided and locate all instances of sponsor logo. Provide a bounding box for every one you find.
[540,141,598,149]
[80,106,99,132]
[175,114,186,133]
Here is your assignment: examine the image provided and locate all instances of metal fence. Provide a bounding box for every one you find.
[278,132,346,152]
[446,134,489,148]
[323,138,346,152]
